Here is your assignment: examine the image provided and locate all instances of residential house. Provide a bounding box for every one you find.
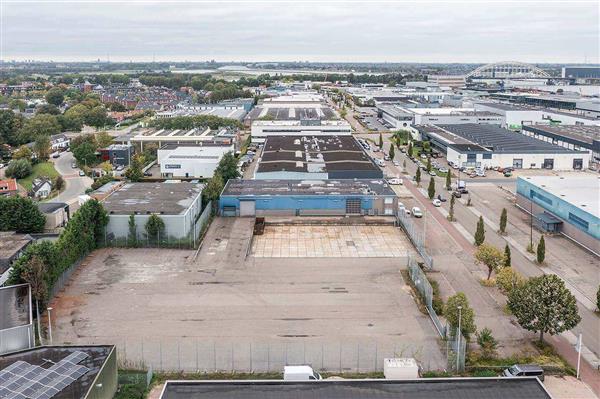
[49,133,70,151]
[0,178,18,197]
[31,178,52,199]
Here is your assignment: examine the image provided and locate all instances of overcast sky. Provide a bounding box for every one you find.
[1,0,598,63]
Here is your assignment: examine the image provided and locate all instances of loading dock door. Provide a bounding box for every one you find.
[346,198,362,215]
[239,200,256,217]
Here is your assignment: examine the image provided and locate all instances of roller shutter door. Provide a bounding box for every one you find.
[239,200,256,217]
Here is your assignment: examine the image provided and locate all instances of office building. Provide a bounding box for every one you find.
[157,143,234,178]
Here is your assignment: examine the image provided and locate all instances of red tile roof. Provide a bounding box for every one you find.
[0,178,18,192]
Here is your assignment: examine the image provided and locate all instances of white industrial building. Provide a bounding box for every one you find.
[377,105,504,129]
[250,120,352,143]
[157,143,234,178]
[474,102,600,129]
[416,124,590,171]
[102,182,203,240]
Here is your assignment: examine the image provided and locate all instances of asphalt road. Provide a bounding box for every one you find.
[370,140,599,373]
[49,152,92,205]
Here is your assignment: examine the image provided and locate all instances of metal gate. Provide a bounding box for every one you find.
[239,200,256,217]
[345,198,361,214]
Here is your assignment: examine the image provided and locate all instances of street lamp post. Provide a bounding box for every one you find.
[47,307,53,345]
[456,305,463,371]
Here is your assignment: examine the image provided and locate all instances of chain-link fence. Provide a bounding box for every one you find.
[397,212,434,269]
[407,257,445,338]
[82,338,444,373]
[406,256,466,373]
[101,201,213,250]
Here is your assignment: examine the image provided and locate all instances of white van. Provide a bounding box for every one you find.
[283,365,322,381]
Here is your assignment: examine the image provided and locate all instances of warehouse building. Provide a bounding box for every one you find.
[516,176,600,255]
[250,120,352,144]
[416,124,590,170]
[126,127,239,151]
[521,124,600,166]
[378,105,504,129]
[219,179,398,217]
[157,143,234,178]
[254,135,382,179]
[102,182,203,240]
[474,102,600,129]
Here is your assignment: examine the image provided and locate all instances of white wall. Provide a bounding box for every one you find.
[446,147,590,170]
[158,145,233,178]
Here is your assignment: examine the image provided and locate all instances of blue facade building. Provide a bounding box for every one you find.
[516,176,599,255]
[219,179,398,217]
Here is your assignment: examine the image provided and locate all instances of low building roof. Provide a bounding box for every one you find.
[0,232,33,272]
[222,179,396,197]
[523,124,599,146]
[160,378,551,399]
[0,179,18,192]
[0,345,114,399]
[38,202,68,213]
[256,136,379,174]
[102,182,203,215]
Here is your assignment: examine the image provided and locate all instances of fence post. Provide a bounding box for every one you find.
[374,342,378,371]
[267,344,270,371]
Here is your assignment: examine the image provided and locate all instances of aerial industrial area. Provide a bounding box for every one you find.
[0,3,599,399]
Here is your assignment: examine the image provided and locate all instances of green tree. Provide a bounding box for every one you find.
[72,141,97,166]
[415,167,421,186]
[448,195,456,222]
[128,214,137,247]
[36,104,60,115]
[125,154,145,182]
[53,175,65,191]
[378,133,383,149]
[85,106,109,128]
[474,243,505,280]
[427,176,436,199]
[21,255,48,343]
[389,144,395,161]
[426,157,432,172]
[474,216,485,246]
[339,107,347,118]
[445,170,452,191]
[508,274,581,343]
[444,292,477,340]
[499,208,508,235]
[215,152,240,182]
[496,267,525,294]
[145,214,165,242]
[45,87,65,106]
[504,244,511,267]
[5,159,32,179]
[0,196,46,233]
[0,110,25,145]
[18,114,61,143]
[34,135,51,160]
[13,145,33,160]
[476,328,498,359]
[203,173,225,206]
[407,141,413,157]
[95,131,114,148]
[537,236,545,264]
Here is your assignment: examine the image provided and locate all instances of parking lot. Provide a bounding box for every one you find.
[252,225,413,258]
[50,218,444,371]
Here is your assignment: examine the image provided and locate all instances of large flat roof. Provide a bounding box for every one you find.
[519,175,600,218]
[222,179,396,197]
[102,182,203,215]
[523,124,599,145]
[437,124,583,154]
[0,345,114,399]
[246,106,337,122]
[256,136,380,174]
[161,379,551,399]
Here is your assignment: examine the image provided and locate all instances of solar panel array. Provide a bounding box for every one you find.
[0,351,89,399]
[439,124,576,154]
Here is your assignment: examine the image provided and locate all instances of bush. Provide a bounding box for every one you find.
[472,369,498,377]
[476,328,498,359]
[429,279,444,316]
[115,383,146,399]
[91,174,113,190]
[5,159,32,179]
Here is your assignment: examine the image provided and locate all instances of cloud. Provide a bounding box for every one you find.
[1,1,598,62]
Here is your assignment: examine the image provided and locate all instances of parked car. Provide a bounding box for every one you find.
[0,163,4,169]
[78,170,85,176]
[143,171,152,177]
[420,154,427,160]
[452,191,462,198]
[411,207,423,218]
[116,165,124,171]
[504,171,513,177]
[388,178,403,185]
[432,199,442,207]
[503,365,544,382]
[384,155,390,161]
[71,162,77,169]
[393,161,400,167]
[437,194,447,202]
[428,170,436,176]
[51,152,60,159]
[438,167,448,174]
